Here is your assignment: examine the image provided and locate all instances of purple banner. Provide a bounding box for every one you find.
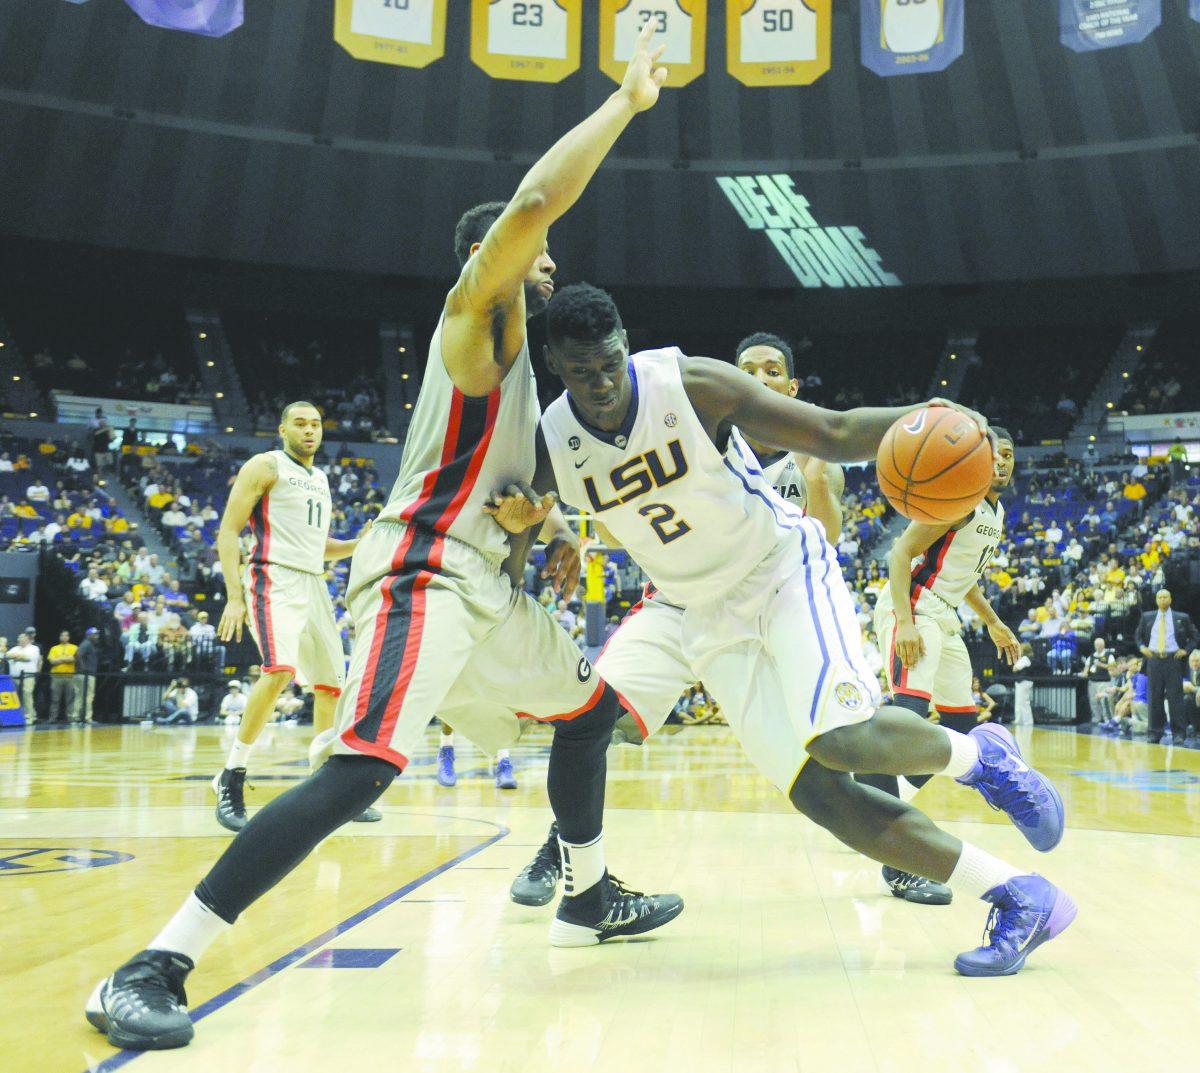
[1192,0,1200,22]
[122,0,244,38]
[861,0,964,77]
[1059,0,1160,53]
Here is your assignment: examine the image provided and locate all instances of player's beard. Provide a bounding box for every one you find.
[524,279,549,319]
[286,434,318,462]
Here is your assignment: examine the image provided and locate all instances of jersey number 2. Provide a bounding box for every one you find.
[306,498,323,529]
[638,502,691,544]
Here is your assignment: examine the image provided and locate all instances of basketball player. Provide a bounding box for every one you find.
[87,28,681,1051]
[860,429,1020,905]
[490,284,1073,978]
[212,401,378,830]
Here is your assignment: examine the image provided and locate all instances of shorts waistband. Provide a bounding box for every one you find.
[374,519,505,574]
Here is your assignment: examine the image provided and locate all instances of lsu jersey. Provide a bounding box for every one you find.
[909,497,1005,611]
[377,313,541,566]
[541,349,801,607]
[248,450,332,575]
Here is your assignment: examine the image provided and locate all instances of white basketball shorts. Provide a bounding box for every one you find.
[597,522,881,794]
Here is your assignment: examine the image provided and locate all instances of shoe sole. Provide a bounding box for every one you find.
[86,981,194,1050]
[351,809,382,822]
[954,886,1077,977]
[974,725,1065,853]
[548,899,685,947]
[495,780,518,790]
[889,885,953,906]
[510,887,557,907]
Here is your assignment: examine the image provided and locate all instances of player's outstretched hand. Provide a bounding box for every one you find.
[895,621,925,668]
[618,19,668,113]
[927,397,988,438]
[543,531,581,596]
[988,620,1021,665]
[483,483,556,534]
[218,596,248,644]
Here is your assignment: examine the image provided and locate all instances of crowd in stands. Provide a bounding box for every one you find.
[223,312,391,441]
[1118,319,1198,416]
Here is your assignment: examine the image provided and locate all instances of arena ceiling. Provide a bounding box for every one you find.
[0,1,1197,289]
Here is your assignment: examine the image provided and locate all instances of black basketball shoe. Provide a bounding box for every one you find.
[212,767,248,832]
[883,865,953,905]
[510,822,562,907]
[549,872,684,946]
[85,949,195,1050]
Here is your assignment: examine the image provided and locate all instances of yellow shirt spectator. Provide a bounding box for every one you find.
[38,442,56,456]
[130,582,152,603]
[48,642,77,675]
[990,569,1014,591]
[1036,605,1051,622]
[148,492,174,510]
[14,503,38,518]
[1105,565,1126,586]
[67,512,92,529]
[1123,481,1146,502]
[107,516,130,534]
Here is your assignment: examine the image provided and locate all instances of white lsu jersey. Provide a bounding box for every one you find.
[909,497,1005,612]
[377,313,540,566]
[541,348,794,607]
[249,450,332,575]
[488,0,569,59]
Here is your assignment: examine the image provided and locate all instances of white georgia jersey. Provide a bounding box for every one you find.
[909,497,1006,611]
[249,450,332,575]
[741,444,807,514]
[541,348,816,607]
[377,312,540,566]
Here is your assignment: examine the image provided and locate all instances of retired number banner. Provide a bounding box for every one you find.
[726,1,830,87]
[471,0,582,83]
[599,1,707,88]
[122,0,243,36]
[1059,0,1160,52]
[861,0,963,77]
[335,0,448,69]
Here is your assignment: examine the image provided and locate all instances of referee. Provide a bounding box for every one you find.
[1135,590,1198,743]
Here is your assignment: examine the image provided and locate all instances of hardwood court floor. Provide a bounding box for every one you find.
[2,720,1198,1073]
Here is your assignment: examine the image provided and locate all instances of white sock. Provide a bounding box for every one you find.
[559,831,605,896]
[440,732,454,748]
[947,842,1021,900]
[226,738,254,771]
[149,892,231,965]
[941,727,980,780]
[496,748,510,760]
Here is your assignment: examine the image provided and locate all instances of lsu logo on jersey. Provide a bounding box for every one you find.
[582,439,689,513]
[834,681,865,711]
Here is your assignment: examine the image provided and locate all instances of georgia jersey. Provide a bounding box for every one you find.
[249,450,332,575]
[910,498,1005,611]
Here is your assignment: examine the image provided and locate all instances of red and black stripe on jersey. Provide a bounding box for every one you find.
[909,529,957,610]
[344,388,500,759]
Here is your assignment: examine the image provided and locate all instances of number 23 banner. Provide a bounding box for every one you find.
[860,0,963,77]
[599,1,707,88]
[727,1,831,87]
[471,1,582,83]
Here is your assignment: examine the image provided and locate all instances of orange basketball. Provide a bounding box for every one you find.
[876,406,994,523]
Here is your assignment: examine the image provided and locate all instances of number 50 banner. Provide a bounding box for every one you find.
[726,1,832,87]
[861,0,963,77]
[599,1,707,88]
[471,0,582,83]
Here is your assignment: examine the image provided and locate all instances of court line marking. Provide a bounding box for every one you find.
[84,815,509,1073]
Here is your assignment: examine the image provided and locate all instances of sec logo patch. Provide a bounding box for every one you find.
[834,682,864,711]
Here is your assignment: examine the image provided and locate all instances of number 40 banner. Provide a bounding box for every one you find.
[471,1,582,83]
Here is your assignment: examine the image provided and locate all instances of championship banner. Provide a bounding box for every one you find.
[599,1,706,88]
[0,674,24,728]
[122,0,243,37]
[726,1,831,87]
[335,0,448,69]
[470,0,582,83]
[861,0,963,77]
[1059,0,1160,52]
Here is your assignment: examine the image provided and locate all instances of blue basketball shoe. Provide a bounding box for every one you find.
[954,875,1076,977]
[956,724,1065,851]
[494,756,517,790]
[437,744,456,787]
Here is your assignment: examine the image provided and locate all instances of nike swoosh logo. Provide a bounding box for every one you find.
[903,411,928,435]
[573,458,590,470]
[600,907,639,929]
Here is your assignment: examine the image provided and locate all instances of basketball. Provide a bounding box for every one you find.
[876,406,994,523]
